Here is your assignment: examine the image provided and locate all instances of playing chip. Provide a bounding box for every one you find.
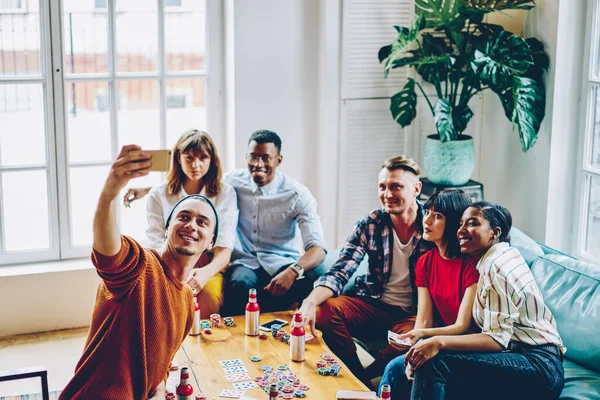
[277,365,288,370]
[250,355,262,362]
[294,389,306,398]
[203,328,212,334]
[262,365,273,371]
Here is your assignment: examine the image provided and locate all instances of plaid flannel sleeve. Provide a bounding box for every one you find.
[314,220,368,296]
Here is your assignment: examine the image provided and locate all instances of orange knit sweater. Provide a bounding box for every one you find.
[59,236,194,400]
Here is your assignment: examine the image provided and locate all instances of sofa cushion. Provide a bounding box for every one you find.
[509,227,545,266]
[530,254,600,374]
[561,360,600,400]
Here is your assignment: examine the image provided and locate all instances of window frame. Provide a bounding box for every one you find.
[574,0,600,263]
[0,0,223,265]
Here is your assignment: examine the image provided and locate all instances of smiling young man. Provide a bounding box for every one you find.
[59,145,217,400]
[298,155,431,387]
[222,130,327,315]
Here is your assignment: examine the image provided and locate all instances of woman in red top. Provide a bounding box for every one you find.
[379,189,479,398]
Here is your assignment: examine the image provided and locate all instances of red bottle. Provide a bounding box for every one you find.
[290,311,305,362]
[381,383,391,399]
[176,367,194,400]
[245,288,260,336]
[190,290,201,336]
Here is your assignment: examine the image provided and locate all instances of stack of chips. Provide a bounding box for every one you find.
[195,394,207,400]
[271,324,282,338]
[223,316,234,327]
[317,352,341,376]
[166,392,175,400]
[210,313,222,327]
[200,320,211,330]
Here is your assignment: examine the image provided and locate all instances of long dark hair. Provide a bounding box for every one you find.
[166,129,222,198]
[424,189,472,258]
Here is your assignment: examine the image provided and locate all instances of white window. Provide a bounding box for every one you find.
[577,0,600,262]
[0,0,221,265]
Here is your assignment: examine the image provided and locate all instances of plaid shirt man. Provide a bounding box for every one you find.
[314,202,431,313]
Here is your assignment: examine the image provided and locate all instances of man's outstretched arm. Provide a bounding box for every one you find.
[93,145,151,256]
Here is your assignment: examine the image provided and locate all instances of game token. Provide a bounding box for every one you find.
[203,328,212,334]
[250,355,262,362]
[282,393,294,399]
[292,381,301,387]
[294,389,306,398]
[277,365,288,370]
[298,384,309,391]
[282,385,294,393]
[268,375,279,384]
[316,360,327,368]
[262,365,273,371]
[259,332,267,339]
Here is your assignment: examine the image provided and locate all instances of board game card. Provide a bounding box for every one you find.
[223,365,248,374]
[225,372,252,382]
[219,358,244,367]
[233,381,259,390]
[387,330,412,347]
[219,389,245,398]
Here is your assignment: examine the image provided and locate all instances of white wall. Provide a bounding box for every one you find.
[0,266,99,338]
[479,0,559,242]
[230,0,320,193]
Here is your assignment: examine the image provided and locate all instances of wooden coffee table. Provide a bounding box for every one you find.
[173,310,372,399]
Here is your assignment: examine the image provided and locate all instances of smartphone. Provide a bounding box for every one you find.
[130,149,171,172]
[259,319,289,332]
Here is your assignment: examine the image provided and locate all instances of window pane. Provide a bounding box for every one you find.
[2,170,49,251]
[69,165,109,246]
[165,1,206,72]
[118,80,160,149]
[591,86,600,168]
[0,1,41,76]
[116,1,158,73]
[62,1,108,75]
[0,84,46,166]
[65,81,112,163]
[166,78,206,147]
[585,175,600,258]
[595,2,600,79]
[119,172,162,246]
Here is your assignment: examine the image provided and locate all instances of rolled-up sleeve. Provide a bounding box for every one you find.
[481,269,520,348]
[314,222,367,296]
[296,189,326,252]
[214,183,239,250]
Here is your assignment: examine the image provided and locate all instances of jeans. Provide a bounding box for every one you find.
[380,353,412,398]
[411,343,564,400]
[222,264,318,316]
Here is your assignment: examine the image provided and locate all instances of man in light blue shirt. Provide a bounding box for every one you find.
[223,130,327,315]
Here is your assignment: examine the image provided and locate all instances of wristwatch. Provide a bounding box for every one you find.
[289,263,304,279]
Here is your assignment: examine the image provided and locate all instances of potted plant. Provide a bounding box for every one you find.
[379,0,549,185]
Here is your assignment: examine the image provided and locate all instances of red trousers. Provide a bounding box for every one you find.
[316,295,415,373]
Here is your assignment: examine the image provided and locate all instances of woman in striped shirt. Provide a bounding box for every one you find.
[407,201,565,400]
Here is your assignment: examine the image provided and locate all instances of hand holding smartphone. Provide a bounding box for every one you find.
[129,149,171,172]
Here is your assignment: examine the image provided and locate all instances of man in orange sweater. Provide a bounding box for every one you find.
[59,145,218,400]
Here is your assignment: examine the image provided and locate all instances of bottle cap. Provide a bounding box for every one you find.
[180,366,190,379]
[294,311,303,322]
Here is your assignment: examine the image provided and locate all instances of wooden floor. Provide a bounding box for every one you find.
[0,328,88,397]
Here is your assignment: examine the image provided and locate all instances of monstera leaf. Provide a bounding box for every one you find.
[390,79,418,127]
[433,99,458,141]
[471,30,534,90]
[464,0,536,12]
[512,76,544,151]
[416,0,466,30]
[380,16,426,77]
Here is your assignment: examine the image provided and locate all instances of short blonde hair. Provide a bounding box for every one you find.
[382,155,420,176]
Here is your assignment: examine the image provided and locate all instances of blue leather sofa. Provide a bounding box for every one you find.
[317,228,600,399]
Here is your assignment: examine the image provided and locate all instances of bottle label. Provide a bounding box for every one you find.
[245,310,259,336]
[290,335,305,361]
